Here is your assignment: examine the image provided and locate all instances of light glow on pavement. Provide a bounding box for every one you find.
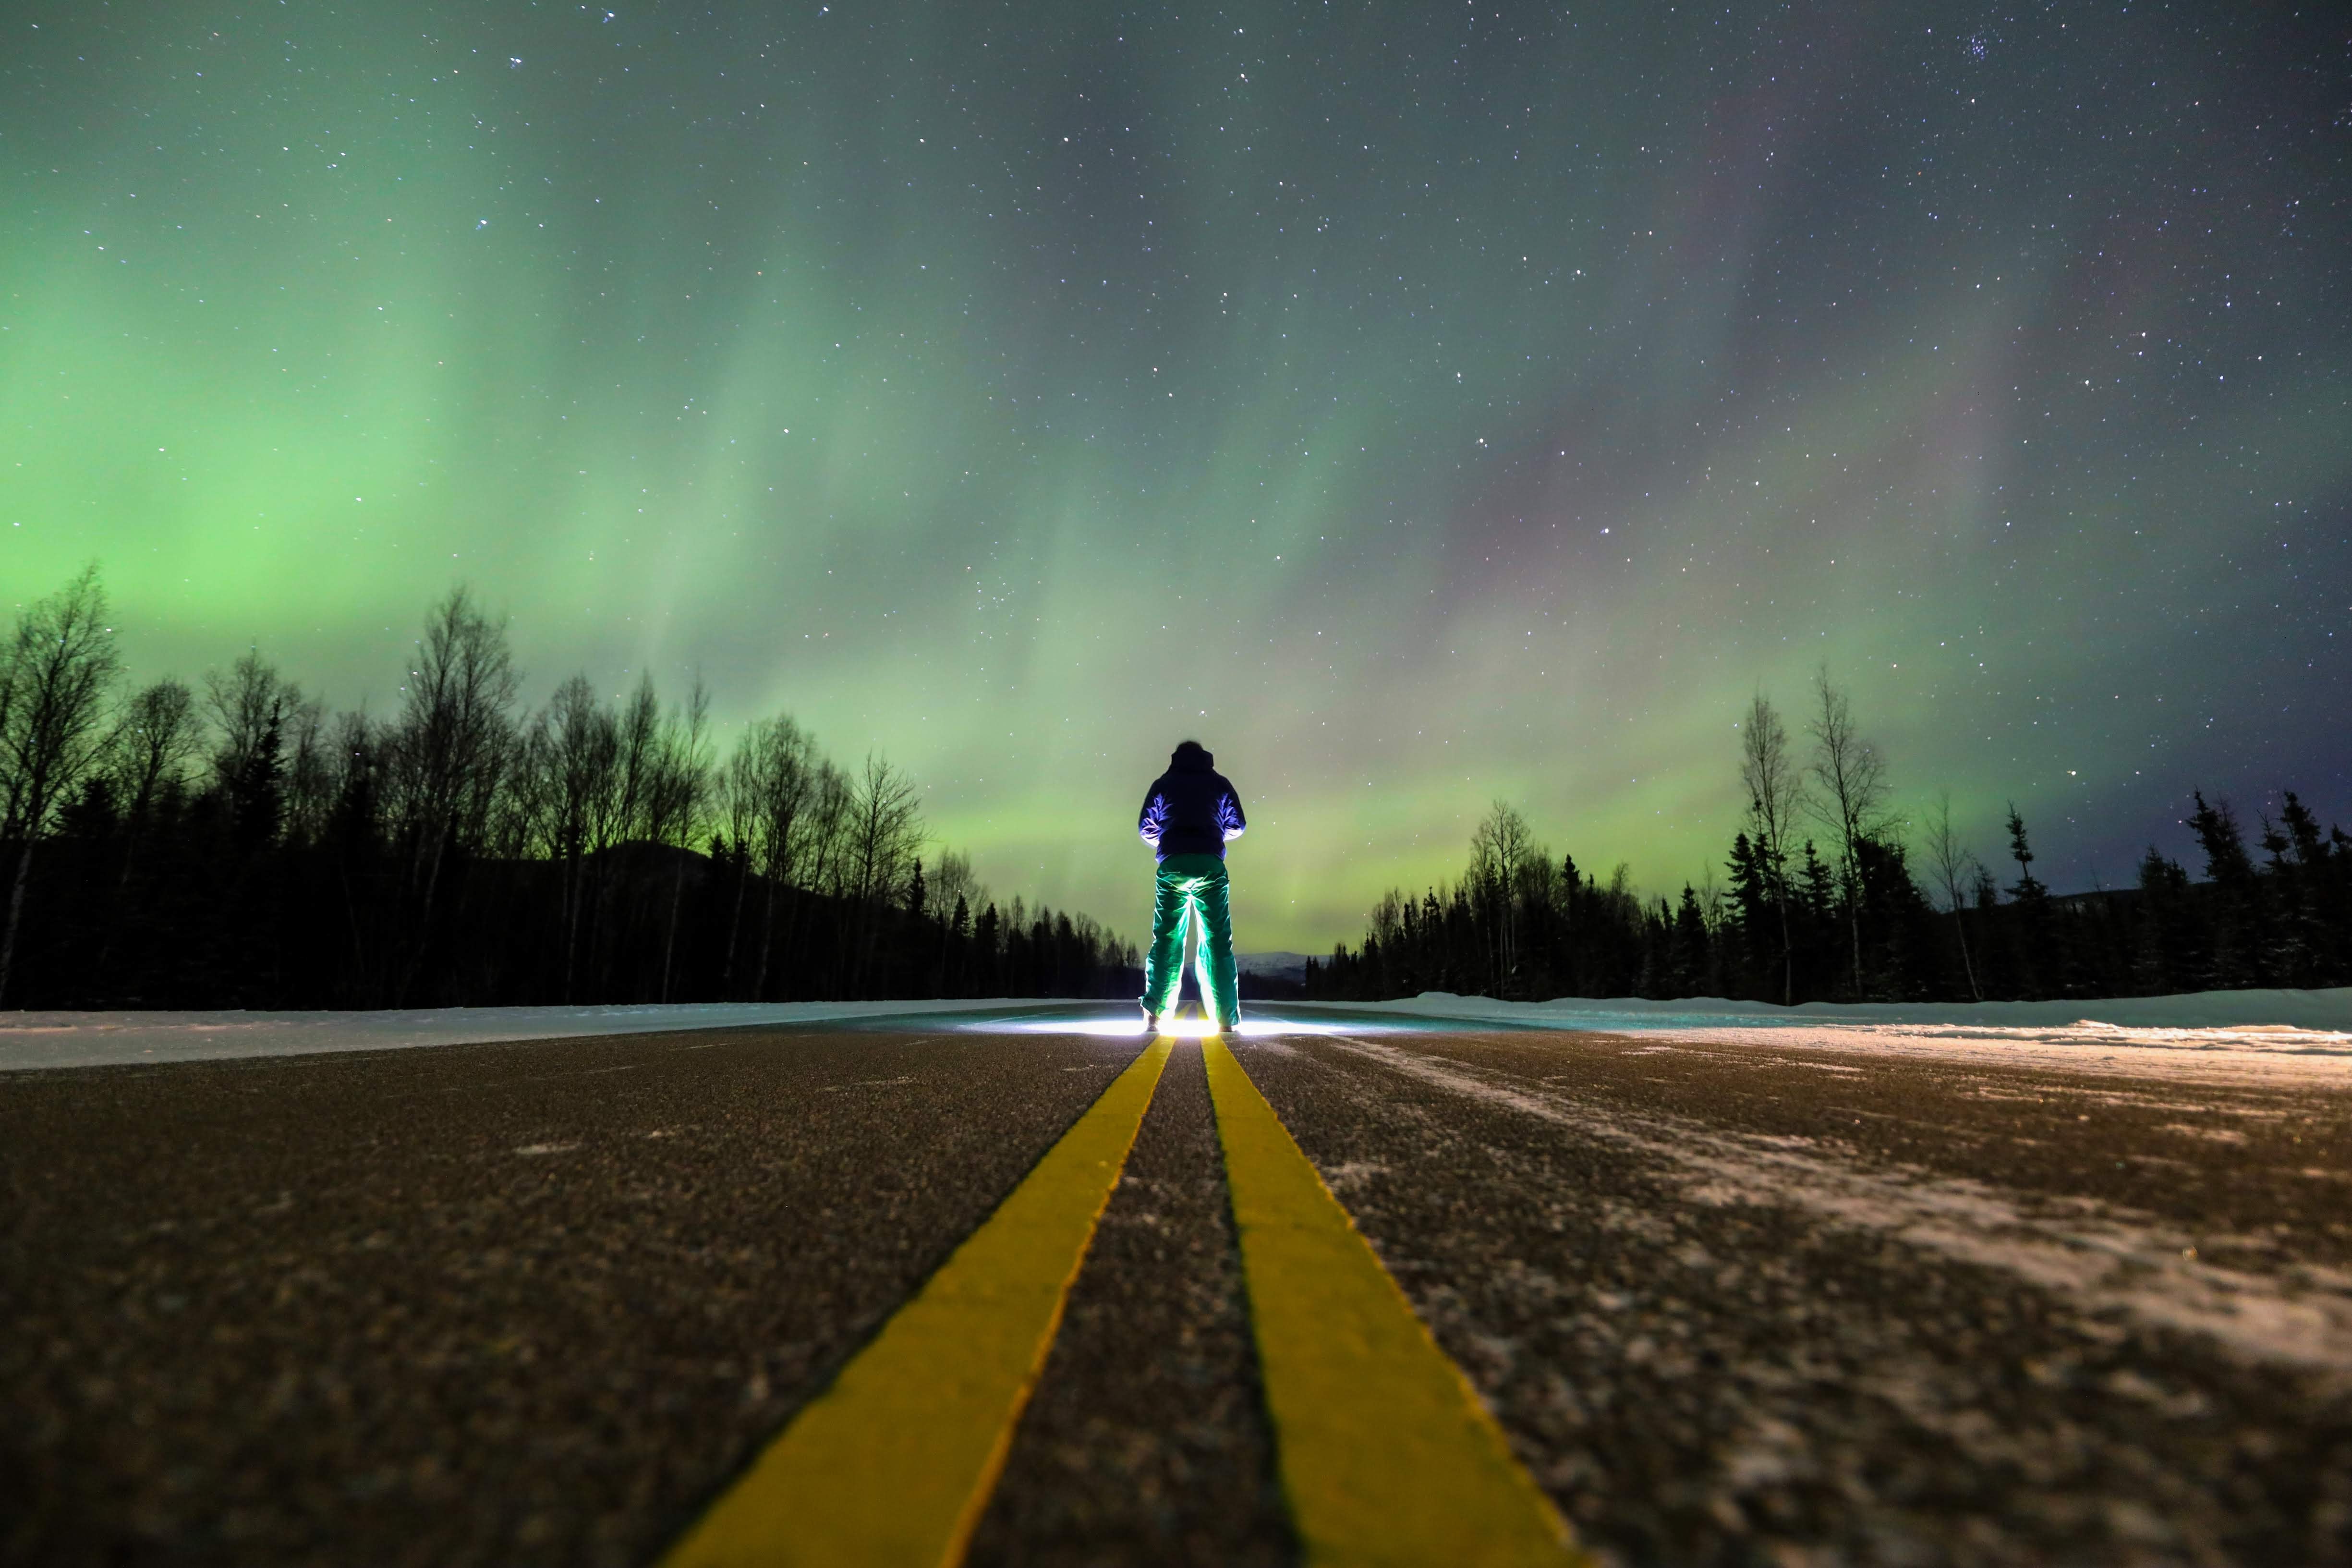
[969,1015,1382,1039]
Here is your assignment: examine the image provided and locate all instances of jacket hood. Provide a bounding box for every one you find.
[1170,740,1213,772]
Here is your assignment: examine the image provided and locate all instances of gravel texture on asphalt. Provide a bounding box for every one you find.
[1232,1030,2352,1568]
[11,1014,2352,1567]
[967,1039,1296,1568]
[0,1026,1142,1568]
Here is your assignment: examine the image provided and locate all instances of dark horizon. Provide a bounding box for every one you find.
[8,563,2346,1012]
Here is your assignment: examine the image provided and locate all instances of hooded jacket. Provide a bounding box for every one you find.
[1137,741,1246,862]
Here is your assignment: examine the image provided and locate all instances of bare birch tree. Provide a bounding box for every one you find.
[276,697,332,848]
[1738,690,1806,1005]
[204,651,300,796]
[930,850,985,925]
[721,714,818,1000]
[776,759,851,998]
[713,730,756,994]
[0,565,122,1002]
[844,753,924,991]
[610,672,663,845]
[1468,801,1535,995]
[1919,789,1983,1000]
[653,677,714,1002]
[385,588,520,1000]
[528,674,620,1001]
[846,754,920,907]
[89,679,206,976]
[1805,667,1891,997]
[928,849,986,996]
[109,679,201,830]
[203,649,315,852]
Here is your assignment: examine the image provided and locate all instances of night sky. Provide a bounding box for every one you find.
[6,1,2347,952]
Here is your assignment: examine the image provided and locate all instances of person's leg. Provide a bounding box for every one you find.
[1141,862,1193,1019]
[1192,861,1240,1028]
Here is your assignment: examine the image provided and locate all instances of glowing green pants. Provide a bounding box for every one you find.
[1143,852,1240,1027]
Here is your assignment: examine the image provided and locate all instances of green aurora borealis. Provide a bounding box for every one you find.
[5,1,2347,952]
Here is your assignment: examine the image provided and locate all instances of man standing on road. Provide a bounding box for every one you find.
[1136,740,1247,1033]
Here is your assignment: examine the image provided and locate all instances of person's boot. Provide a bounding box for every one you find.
[1138,999,1162,1034]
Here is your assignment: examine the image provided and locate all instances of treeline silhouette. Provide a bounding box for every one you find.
[1308,671,2352,1007]
[0,567,1140,1009]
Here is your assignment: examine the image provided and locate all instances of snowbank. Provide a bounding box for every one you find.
[1307,989,2352,1083]
[0,999,1063,1074]
[10,987,2350,1082]
[1319,987,2352,1035]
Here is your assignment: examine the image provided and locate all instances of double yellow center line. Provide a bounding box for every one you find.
[1203,1036,1581,1567]
[662,1034,1588,1568]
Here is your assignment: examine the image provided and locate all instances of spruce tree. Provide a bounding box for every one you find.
[228,706,287,855]
[2186,791,2266,986]
[2005,805,2046,902]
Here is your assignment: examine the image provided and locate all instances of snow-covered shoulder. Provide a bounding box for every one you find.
[1309,988,2352,1084]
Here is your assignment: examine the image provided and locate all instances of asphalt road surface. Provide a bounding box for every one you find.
[4,1006,2349,1566]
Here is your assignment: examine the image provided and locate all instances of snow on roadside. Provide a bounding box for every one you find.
[1311,988,2352,1085]
[11,987,2352,1082]
[1324,1033,2352,1376]
[0,999,1063,1074]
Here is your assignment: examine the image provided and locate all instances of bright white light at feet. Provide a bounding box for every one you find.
[976,1016,1360,1038]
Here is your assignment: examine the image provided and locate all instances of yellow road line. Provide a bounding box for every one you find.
[1203,1036,1589,1568]
[660,1037,1173,1568]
